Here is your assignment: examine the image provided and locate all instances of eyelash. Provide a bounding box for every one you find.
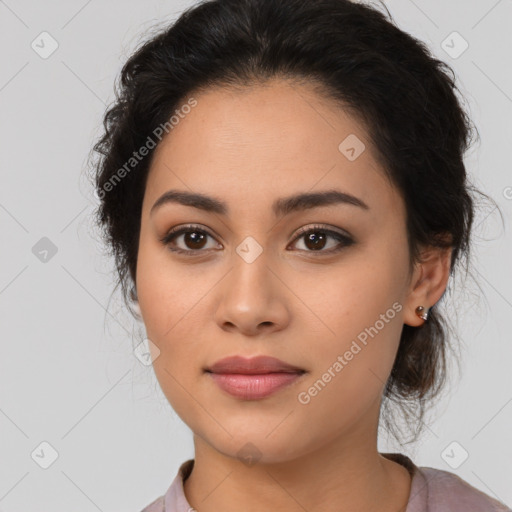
[159,223,355,257]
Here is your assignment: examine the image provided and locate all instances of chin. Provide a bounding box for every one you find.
[199,427,313,466]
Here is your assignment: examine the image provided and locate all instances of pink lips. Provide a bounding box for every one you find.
[205,355,305,400]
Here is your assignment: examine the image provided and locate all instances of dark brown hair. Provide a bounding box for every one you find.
[88,0,500,444]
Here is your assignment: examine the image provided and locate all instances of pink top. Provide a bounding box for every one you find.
[140,453,511,511]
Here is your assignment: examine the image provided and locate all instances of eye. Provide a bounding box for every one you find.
[159,224,221,255]
[289,224,354,254]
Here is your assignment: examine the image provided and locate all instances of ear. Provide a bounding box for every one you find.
[403,244,453,327]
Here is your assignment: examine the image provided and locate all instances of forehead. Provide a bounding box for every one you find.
[144,79,402,220]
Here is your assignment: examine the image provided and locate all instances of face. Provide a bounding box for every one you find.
[136,79,419,464]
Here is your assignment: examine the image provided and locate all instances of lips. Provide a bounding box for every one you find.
[205,355,305,375]
[205,355,306,400]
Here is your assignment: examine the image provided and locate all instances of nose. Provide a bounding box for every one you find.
[213,249,291,337]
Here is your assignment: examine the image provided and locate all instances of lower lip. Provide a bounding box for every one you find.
[208,372,304,400]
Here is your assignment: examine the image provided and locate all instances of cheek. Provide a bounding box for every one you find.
[136,233,194,334]
[297,256,404,346]
[135,239,223,381]
[294,254,406,403]
[291,296,404,448]
[136,247,206,413]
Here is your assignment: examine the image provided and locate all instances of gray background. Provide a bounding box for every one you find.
[0,0,511,510]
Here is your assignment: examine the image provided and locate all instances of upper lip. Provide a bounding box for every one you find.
[205,355,305,375]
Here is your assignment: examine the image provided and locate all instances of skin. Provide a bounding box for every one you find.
[135,79,452,512]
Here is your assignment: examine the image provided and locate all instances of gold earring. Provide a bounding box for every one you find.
[415,306,428,321]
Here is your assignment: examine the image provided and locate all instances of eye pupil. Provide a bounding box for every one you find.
[185,231,207,249]
[305,232,327,250]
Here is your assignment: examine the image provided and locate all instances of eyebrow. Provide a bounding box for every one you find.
[150,188,370,217]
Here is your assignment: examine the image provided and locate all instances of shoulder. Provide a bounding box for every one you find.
[138,459,195,512]
[139,495,164,512]
[417,466,511,512]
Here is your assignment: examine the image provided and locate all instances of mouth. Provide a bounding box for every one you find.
[205,355,306,400]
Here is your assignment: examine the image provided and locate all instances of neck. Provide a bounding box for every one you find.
[183,423,412,512]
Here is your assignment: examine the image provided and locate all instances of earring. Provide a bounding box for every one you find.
[415,306,429,321]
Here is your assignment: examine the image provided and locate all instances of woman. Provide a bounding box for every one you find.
[89,0,510,510]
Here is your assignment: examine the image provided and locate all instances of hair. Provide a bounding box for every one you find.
[87,0,501,444]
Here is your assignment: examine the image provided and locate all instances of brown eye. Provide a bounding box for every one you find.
[303,231,328,250]
[290,225,354,254]
[160,225,221,255]
[181,231,208,249]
